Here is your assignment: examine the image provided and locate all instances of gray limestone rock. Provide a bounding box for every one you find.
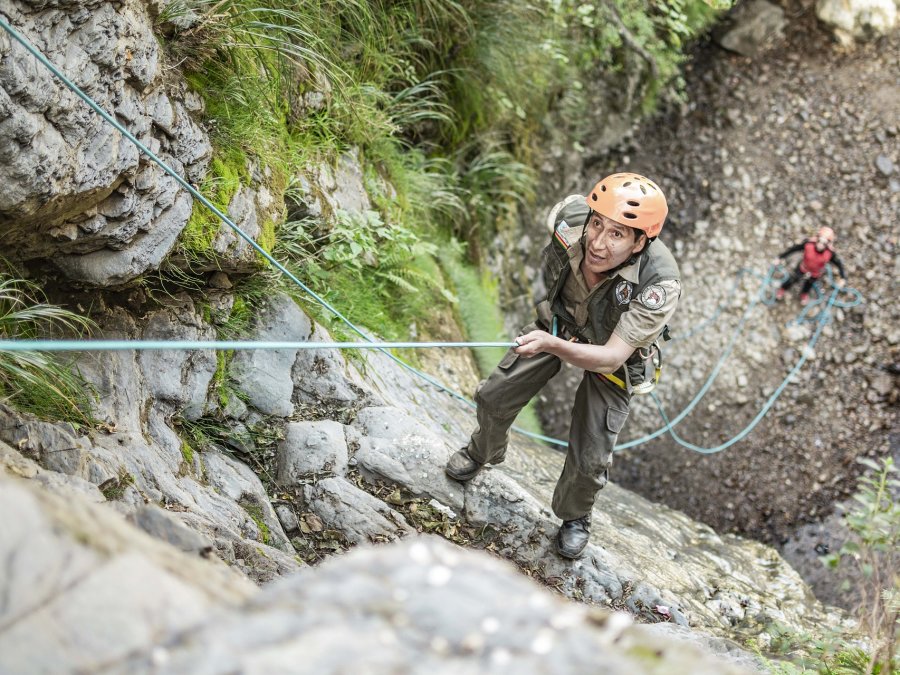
[0,440,105,504]
[292,324,362,405]
[132,505,214,556]
[229,294,312,416]
[202,450,291,552]
[111,537,757,675]
[285,148,371,222]
[231,538,303,585]
[716,0,786,57]
[138,296,217,420]
[276,420,349,484]
[0,406,91,477]
[354,406,465,512]
[275,503,300,534]
[816,0,897,44]
[0,1,211,285]
[0,470,251,675]
[301,476,414,544]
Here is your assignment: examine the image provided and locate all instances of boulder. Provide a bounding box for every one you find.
[816,0,897,44]
[0,469,251,675]
[229,294,312,416]
[276,420,349,484]
[292,324,363,405]
[110,537,759,674]
[716,0,786,57]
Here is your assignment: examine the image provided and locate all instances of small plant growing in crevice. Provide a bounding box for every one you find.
[99,468,136,501]
[0,272,97,425]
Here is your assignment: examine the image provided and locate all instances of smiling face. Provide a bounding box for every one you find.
[581,212,646,284]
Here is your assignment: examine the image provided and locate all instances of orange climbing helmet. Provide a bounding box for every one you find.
[586,173,669,239]
[816,226,835,245]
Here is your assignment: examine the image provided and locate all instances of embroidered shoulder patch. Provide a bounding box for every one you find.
[553,221,571,249]
[640,284,667,310]
[614,280,633,306]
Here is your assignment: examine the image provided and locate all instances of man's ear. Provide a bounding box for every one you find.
[631,232,648,254]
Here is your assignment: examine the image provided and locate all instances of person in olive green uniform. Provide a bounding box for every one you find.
[446,173,681,559]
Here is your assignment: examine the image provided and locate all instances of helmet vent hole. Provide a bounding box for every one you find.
[591,193,598,201]
[639,185,647,195]
[600,185,607,192]
[623,181,632,187]
[623,212,638,220]
[627,200,640,207]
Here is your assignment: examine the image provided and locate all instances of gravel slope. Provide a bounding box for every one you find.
[534,1,898,607]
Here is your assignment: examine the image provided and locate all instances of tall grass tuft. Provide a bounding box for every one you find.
[0,275,96,424]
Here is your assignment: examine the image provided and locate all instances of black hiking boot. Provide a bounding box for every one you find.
[445,448,483,482]
[556,514,592,559]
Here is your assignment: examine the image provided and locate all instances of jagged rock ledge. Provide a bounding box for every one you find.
[0,292,852,672]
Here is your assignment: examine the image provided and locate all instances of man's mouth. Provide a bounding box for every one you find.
[587,251,606,265]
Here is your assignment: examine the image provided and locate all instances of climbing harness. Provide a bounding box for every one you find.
[0,18,865,455]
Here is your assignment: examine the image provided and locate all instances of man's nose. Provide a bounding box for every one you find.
[593,232,611,250]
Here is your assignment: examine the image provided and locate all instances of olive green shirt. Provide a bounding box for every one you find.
[561,245,681,349]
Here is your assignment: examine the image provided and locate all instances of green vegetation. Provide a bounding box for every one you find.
[758,458,899,674]
[0,272,96,424]
[156,0,728,432]
[240,500,271,545]
[181,440,195,466]
[440,243,542,433]
[181,153,249,257]
[99,468,135,501]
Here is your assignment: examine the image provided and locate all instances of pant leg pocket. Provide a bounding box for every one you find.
[606,407,629,434]
[497,349,519,370]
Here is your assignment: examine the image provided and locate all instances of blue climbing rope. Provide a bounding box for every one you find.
[634,265,862,454]
[0,16,505,422]
[0,340,516,352]
[0,17,865,455]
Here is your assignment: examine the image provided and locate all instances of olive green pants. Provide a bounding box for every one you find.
[468,329,631,521]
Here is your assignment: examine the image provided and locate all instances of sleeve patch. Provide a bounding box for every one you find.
[553,221,571,249]
[639,284,667,310]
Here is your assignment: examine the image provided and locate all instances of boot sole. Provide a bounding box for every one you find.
[444,465,482,482]
[555,545,587,559]
[555,533,589,559]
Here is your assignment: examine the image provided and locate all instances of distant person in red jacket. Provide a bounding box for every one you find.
[775,226,847,305]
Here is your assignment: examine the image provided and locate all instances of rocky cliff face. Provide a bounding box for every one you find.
[0,287,851,671]
[0,0,865,671]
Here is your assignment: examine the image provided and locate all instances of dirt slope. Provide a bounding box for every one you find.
[540,0,898,563]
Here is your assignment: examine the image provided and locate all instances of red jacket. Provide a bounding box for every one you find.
[779,239,846,280]
[799,240,833,278]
